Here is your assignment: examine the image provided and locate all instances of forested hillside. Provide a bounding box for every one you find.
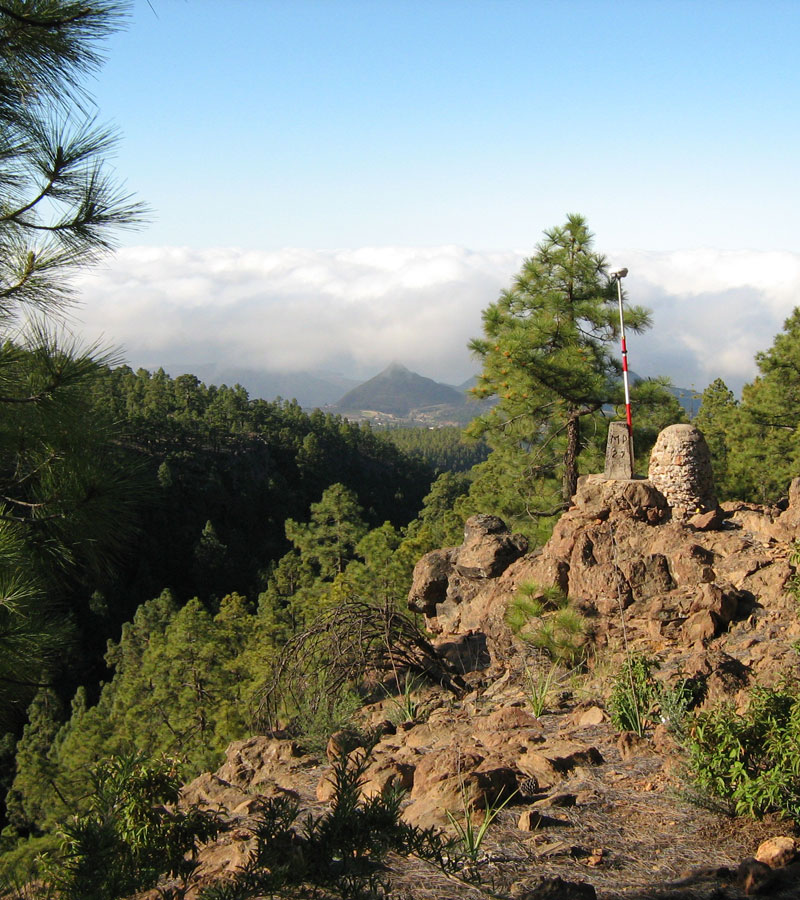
[377,424,490,472]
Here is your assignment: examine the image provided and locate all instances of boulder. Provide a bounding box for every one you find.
[216,735,305,791]
[402,744,517,828]
[454,514,528,578]
[407,547,455,617]
[517,743,603,787]
[683,609,723,644]
[756,836,798,868]
[407,515,526,634]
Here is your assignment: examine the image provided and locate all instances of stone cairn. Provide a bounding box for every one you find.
[648,423,717,517]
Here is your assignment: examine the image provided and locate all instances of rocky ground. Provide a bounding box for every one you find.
[169,469,800,900]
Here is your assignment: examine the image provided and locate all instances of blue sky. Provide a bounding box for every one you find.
[71,0,800,394]
[94,0,800,251]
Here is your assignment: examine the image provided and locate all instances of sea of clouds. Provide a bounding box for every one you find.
[71,245,800,396]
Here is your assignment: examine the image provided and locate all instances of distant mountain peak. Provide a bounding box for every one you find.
[382,361,412,376]
[335,364,464,417]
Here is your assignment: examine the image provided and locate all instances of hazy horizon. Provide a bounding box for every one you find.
[73,243,800,398]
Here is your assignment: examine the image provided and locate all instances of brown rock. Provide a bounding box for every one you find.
[180,773,252,813]
[407,547,455,617]
[180,770,300,888]
[215,736,305,791]
[454,514,528,578]
[585,848,605,867]
[518,744,603,785]
[668,542,717,586]
[475,707,540,731]
[433,632,491,673]
[689,507,726,530]
[616,731,647,760]
[518,808,545,830]
[191,831,256,886]
[476,727,543,762]
[789,476,800,508]
[696,652,752,706]
[620,553,675,599]
[403,763,516,830]
[360,759,415,799]
[683,609,722,644]
[756,836,798,868]
[409,748,484,800]
[326,728,362,762]
[533,791,577,808]
[689,582,740,624]
[316,771,337,802]
[571,705,606,727]
[573,475,668,523]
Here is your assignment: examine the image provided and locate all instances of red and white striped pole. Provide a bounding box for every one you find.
[613,268,632,436]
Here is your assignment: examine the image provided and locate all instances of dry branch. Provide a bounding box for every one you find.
[255,598,468,731]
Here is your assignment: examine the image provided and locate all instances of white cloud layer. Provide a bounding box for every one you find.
[71,245,800,395]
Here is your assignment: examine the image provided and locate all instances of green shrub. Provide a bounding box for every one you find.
[42,753,222,900]
[529,608,588,668]
[505,594,545,633]
[687,682,800,819]
[609,654,660,736]
[383,673,422,725]
[445,782,517,862]
[0,833,60,897]
[506,583,588,667]
[658,676,702,738]
[523,662,560,717]
[506,581,566,629]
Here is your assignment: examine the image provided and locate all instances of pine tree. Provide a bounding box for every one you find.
[342,522,416,610]
[466,215,651,526]
[5,688,64,833]
[694,378,739,499]
[285,484,368,581]
[0,1,145,719]
[727,308,800,502]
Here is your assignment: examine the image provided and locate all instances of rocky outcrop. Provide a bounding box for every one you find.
[408,514,528,638]
[408,454,800,702]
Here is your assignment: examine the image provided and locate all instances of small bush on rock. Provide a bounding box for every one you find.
[506,583,588,667]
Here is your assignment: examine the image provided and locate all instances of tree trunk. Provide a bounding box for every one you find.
[563,412,580,501]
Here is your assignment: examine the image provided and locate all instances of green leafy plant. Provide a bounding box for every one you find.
[609,654,660,737]
[687,682,800,820]
[658,676,702,738]
[41,753,221,900]
[445,782,517,862]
